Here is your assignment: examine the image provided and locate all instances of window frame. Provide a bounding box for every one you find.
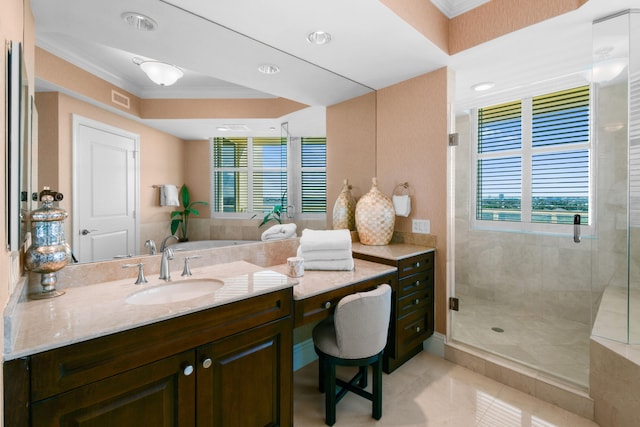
[210,136,326,220]
[470,85,595,237]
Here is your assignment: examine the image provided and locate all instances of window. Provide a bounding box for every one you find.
[212,136,326,216]
[473,86,591,230]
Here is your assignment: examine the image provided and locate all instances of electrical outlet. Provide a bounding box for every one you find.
[411,219,430,234]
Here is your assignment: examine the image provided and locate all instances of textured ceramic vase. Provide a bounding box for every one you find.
[332,179,356,230]
[355,178,395,245]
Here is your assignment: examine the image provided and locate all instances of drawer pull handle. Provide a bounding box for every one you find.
[414,298,420,305]
[182,364,194,376]
[415,326,421,333]
[201,357,213,369]
[323,301,331,309]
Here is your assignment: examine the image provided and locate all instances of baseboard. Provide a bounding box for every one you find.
[294,338,317,371]
[424,332,445,357]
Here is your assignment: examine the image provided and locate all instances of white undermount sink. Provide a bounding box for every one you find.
[125,278,225,305]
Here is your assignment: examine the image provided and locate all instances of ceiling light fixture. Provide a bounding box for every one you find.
[471,82,495,92]
[121,12,158,31]
[258,64,280,74]
[133,57,183,86]
[307,31,332,45]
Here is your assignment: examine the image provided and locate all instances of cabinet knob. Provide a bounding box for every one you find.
[323,301,331,309]
[416,326,421,333]
[414,298,420,305]
[415,262,421,268]
[201,357,213,369]
[415,280,420,286]
[182,364,194,376]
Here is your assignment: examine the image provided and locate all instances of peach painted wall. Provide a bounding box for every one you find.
[380,0,449,53]
[326,92,377,228]
[183,139,212,213]
[376,67,449,334]
[449,0,587,54]
[35,91,186,251]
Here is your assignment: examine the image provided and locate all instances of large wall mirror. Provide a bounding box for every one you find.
[6,40,35,252]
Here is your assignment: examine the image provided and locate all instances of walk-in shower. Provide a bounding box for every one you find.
[450,10,639,389]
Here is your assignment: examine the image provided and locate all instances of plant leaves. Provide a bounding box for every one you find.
[170,219,181,235]
[180,184,190,207]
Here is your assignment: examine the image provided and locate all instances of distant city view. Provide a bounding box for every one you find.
[478,196,589,223]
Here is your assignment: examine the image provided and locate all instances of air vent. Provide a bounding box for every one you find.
[111,90,130,109]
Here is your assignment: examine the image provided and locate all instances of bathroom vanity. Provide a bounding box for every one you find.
[352,243,435,373]
[4,262,294,426]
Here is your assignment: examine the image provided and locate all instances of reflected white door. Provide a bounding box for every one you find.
[73,116,139,263]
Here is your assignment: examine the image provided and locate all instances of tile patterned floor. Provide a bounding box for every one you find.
[451,295,590,388]
[293,352,598,427]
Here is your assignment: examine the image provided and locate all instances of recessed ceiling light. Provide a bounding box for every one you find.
[471,82,495,92]
[258,64,280,74]
[307,31,332,45]
[121,12,158,31]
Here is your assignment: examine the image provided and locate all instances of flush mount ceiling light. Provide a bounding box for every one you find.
[133,57,183,86]
[471,81,495,92]
[307,31,332,45]
[121,12,158,31]
[258,64,280,74]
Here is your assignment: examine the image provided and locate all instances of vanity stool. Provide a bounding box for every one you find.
[312,284,392,426]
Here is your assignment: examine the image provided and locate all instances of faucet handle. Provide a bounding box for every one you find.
[122,263,148,285]
[181,255,202,277]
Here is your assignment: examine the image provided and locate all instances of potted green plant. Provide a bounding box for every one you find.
[170,184,208,241]
[253,192,286,227]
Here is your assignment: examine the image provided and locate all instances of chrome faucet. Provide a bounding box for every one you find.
[159,247,175,281]
[160,235,179,252]
[145,239,157,255]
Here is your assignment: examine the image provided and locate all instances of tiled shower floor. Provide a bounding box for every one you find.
[451,295,591,388]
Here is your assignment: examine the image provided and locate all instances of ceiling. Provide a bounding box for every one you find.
[31,0,634,140]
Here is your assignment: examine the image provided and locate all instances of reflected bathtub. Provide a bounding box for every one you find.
[170,240,259,251]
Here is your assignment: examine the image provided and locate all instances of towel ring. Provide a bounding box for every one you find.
[393,182,410,196]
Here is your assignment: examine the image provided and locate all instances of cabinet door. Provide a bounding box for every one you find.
[31,351,196,427]
[197,317,292,427]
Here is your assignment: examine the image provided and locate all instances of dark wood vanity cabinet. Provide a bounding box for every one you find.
[4,288,293,427]
[353,250,435,373]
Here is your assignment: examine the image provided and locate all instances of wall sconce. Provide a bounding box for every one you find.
[133,57,184,86]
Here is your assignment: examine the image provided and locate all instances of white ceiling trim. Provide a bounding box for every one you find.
[430,0,490,18]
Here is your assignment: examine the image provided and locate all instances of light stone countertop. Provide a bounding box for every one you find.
[351,242,435,261]
[269,258,397,300]
[4,261,296,360]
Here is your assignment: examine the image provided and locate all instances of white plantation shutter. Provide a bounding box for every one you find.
[300,137,326,213]
[476,86,591,226]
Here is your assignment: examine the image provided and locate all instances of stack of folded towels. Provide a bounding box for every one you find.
[297,229,354,271]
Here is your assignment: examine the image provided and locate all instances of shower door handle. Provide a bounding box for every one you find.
[573,214,581,243]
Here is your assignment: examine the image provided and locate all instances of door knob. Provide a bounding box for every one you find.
[81,229,97,235]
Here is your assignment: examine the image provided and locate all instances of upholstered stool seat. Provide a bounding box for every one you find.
[312,284,392,426]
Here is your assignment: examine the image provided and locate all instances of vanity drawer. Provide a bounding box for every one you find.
[397,286,433,320]
[398,271,432,300]
[293,274,395,327]
[397,252,433,278]
[396,310,433,354]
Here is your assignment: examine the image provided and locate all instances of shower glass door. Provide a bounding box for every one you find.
[450,85,595,388]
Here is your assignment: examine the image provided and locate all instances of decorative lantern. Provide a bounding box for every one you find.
[25,194,72,299]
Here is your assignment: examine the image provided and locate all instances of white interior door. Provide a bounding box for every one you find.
[73,116,139,263]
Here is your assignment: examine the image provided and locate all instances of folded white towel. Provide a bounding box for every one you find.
[393,194,411,217]
[299,229,352,252]
[297,246,352,261]
[261,223,297,241]
[304,258,355,271]
[161,185,180,207]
